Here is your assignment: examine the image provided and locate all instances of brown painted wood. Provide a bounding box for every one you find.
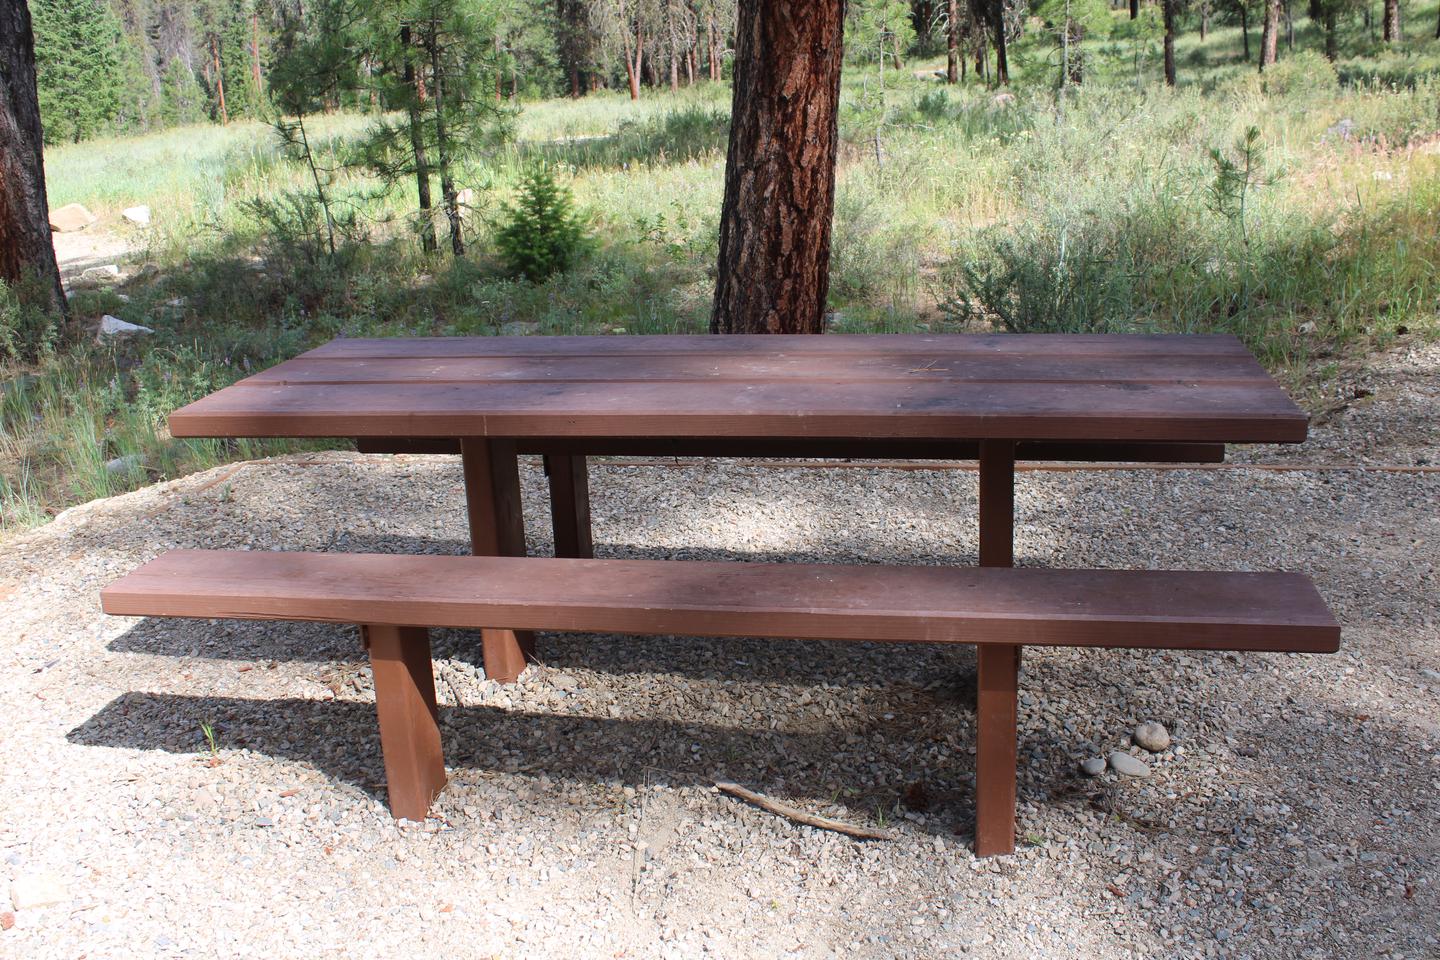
[102,551,1342,654]
[252,353,1274,386]
[355,437,1227,464]
[975,439,1019,856]
[459,438,534,682]
[306,333,1257,360]
[172,379,1306,443]
[975,645,1020,856]
[363,624,446,821]
[544,454,593,559]
[169,335,1308,445]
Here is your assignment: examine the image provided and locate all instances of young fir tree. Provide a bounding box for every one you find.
[494,165,586,280]
[30,0,124,142]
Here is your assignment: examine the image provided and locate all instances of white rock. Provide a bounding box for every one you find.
[10,874,69,910]
[1108,751,1151,778]
[105,454,145,475]
[80,264,121,282]
[98,315,154,337]
[1134,721,1172,752]
[121,205,151,226]
[1080,757,1106,777]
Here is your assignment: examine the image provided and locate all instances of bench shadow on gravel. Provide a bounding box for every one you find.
[65,689,1001,837]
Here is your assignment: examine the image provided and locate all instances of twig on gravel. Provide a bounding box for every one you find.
[715,781,896,841]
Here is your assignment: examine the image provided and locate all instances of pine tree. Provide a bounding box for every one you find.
[30,0,124,142]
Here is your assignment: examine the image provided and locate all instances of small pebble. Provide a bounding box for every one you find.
[1080,757,1107,776]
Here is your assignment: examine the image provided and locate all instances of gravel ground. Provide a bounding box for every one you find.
[1,340,1438,959]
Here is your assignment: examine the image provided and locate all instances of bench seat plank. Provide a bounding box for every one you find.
[102,550,1340,654]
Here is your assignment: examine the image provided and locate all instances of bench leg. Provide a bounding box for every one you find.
[975,439,1019,856]
[460,438,535,683]
[544,454,594,559]
[365,625,447,821]
[974,644,1020,856]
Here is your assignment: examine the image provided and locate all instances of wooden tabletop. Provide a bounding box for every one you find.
[167,334,1309,443]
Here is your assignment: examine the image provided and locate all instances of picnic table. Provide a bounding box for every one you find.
[106,333,1337,856]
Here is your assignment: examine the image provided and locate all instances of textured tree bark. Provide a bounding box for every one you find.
[401,26,436,254]
[1260,0,1281,70]
[710,0,845,335]
[1382,0,1399,40]
[0,0,67,319]
[251,10,263,91]
[1162,0,1177,85]
[990,0,1009,84]
[947,0,960,82]
[426,24,463,257]
[210,36,228,124]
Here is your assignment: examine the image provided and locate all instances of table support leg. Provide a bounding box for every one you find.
[975,439,1019,857]
[544,454,594,559]
[365,624,446,822]
[460,438,535,683]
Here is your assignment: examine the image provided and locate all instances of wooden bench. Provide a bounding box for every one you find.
[101,549,1339,856]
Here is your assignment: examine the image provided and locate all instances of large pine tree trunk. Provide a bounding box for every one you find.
[1130,0,1139,18]
[251,10,263,92]
[1323,4,1338,57]
[990,0,1009,84]
[1382,0,1399,40]
[0,0,67,319]
[1162,0,1177,85]
[401,26,436,254]
[947,0,960,82]
[210,36,228,124]
[710,0,844,335]
[425,25,463,257]
[1260,0,1281,69]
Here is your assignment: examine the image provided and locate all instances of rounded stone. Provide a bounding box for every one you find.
[1134,721,1172,752]
[1080,757,1107,777]
[1108,751,1151,778]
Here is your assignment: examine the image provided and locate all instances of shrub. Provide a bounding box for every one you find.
[494,165,588,281]
[1253,51,1340,99]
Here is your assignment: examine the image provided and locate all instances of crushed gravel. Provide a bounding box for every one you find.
[1,340,1437,959]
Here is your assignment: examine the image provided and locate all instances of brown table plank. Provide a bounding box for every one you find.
[104,550,1341,654]
[171,377,1306,442]
[353,436,1228,462]
[304,333,1258,360]
[248,353,1273,386]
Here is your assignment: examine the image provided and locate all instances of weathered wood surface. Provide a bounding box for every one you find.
[103,550,1341,653]
[167,335,1309,443]
[353,437,1228,463]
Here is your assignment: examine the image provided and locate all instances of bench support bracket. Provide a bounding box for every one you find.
[365,624,447,821]
[975,439,1019,857]
[461,438,536,682]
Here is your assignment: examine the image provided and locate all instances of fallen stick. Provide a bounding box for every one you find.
[715,781,896,841]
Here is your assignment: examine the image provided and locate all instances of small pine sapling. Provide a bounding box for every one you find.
[494,165,588,281]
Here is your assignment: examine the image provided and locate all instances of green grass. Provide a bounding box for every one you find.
[3,12,1439,535]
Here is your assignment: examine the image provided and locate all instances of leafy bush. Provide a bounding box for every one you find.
[1253,51,1340,98]
[494,165,588,281]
